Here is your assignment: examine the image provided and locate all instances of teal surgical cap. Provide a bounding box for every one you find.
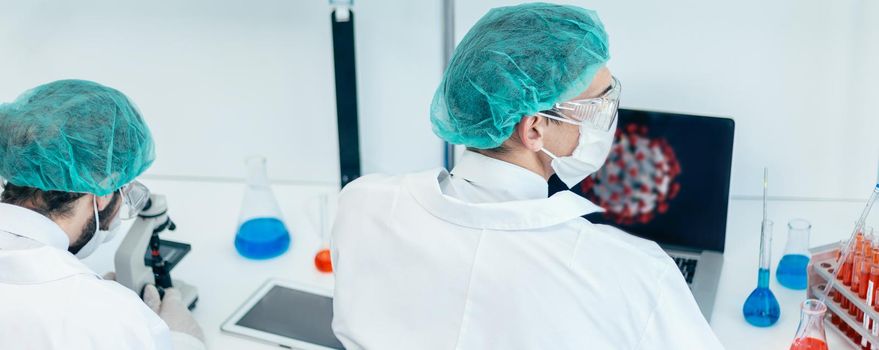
[430,2,610,149]
[0,80,155,196]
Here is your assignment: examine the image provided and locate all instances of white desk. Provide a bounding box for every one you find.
[712,198,866,349]
[82,178,868,349]
[82,178,340,350]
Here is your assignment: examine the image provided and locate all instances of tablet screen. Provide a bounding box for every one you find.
[235,285,344,349]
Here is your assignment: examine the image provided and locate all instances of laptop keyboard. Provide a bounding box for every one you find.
[673,256,699,284]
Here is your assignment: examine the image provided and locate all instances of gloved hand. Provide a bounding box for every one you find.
[142,284,205,342]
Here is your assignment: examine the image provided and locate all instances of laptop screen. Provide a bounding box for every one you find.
[551,109,734,253]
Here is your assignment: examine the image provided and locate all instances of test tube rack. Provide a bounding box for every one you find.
[809,242,879,349]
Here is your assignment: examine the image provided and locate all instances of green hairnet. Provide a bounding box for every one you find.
[0,80,155,196]
[430,3,610,149]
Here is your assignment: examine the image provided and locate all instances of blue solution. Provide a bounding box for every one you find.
[776,254,810,290]
[742,268,780,327]
[235,217,291,259]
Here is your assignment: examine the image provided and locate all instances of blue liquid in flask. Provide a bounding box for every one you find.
[777,254,810,290]
[235,217,291,259]
[743,268,780,327]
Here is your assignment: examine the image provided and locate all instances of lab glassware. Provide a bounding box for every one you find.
[777,219,812,290]
[234,156,291,259]
[789,299,829,350]
[315,249,333,273]
[744,219,781,327]
[820,184,879,304]
[313,194,333,273]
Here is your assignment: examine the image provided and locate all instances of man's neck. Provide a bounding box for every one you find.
[473,149,552,181]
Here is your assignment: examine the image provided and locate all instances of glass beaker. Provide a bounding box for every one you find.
[744,220,781,327]
[777,219,812,290]
[234,156,291,259]
[313,194,333,273]
[789,299,828,350]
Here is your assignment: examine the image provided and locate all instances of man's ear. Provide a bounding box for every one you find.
[516,115,547,152]
[94,193,114,211]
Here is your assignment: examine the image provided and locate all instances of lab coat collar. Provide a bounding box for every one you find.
[406,169,604,230]
[450,150,549,200]
[0,203,99,283]
[0,203,69,250]
[0,245,99,283]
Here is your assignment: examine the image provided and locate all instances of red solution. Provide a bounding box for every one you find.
[314,248,333,273]
[790,337,828,350]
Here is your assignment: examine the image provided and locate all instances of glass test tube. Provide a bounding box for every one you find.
[853,253,865,316]
[864,257,879,349]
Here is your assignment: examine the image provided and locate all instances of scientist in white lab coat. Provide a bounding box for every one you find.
[0,80,205,349]
[331,3,723,349]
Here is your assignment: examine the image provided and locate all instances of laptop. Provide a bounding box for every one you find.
[550,108,735,320]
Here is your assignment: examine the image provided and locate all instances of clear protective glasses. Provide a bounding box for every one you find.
[537,76,621,131]
[117,180,150,220]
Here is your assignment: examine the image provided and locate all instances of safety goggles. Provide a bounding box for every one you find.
[538,76,621,131]
[117,180,150,220]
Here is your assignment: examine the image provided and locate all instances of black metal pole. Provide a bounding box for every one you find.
[331,8,361,188]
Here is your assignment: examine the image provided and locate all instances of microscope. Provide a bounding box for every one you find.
[114,194,198,309]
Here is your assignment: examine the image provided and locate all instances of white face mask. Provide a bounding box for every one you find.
[75,196,123,259]
[541,117,618,188]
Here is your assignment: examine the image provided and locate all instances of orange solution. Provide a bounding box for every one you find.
[314,248,333,273]
[866,258,879,349]
[790,337,828,350]
[843,253,854,310]
[831,310,840,326]
[859,257,872,326]
[845,253,856,286]
[853,253,865,315]
[841,322,853,339]
[855,252,865,292]
[833,250,843,304]
[875,269,879,314]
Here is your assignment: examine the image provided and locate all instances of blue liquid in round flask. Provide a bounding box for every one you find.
[743,268,781,326]
[743,220,780,327]
[235,156,291,259]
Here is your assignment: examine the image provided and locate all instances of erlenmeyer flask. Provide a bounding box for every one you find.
[777,219,812,289]
[789,299,828,350]
[234,156,291,259]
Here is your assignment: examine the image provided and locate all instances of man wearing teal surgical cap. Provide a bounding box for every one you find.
[331,3,722,349]
[0,80,205,349]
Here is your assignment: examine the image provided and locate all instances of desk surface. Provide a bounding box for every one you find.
[81,178,865,349]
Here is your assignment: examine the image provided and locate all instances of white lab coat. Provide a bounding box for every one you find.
[331,151,723,350]
[0,203,204,350]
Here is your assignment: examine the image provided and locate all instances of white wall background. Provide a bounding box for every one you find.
[0,0,444,187]
[456,0,879,200]
[2,0,877,200]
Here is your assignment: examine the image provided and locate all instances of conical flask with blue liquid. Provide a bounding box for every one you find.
[776,219,812,290]
[234,156,291,259]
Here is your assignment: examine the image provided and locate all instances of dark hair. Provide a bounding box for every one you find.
[466,145,510,155]
[1,183,86,219]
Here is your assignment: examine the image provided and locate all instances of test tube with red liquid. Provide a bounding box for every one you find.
[313,194,333,273]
